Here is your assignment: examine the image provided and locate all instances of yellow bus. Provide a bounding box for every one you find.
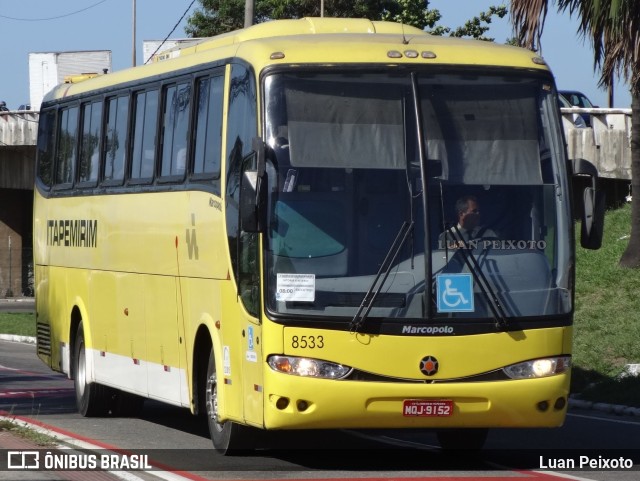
[34,17,604,453]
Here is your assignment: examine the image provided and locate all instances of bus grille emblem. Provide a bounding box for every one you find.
[419,356,439,376]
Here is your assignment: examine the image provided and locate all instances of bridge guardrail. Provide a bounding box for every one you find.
[0,111,39,147]
[561,107,632,180]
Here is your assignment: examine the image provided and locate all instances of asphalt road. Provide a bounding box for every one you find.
[1,339,640,481]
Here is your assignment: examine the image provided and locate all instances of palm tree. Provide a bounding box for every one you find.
[510,0,640,268]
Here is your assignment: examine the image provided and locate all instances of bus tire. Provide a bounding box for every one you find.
[73,322,110,417]
[205,348,253,454]
[436,428,488,451]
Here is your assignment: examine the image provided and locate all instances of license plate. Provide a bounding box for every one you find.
[403,399,453,417]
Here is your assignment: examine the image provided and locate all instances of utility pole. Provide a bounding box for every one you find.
[7,236,12,297]
[245,0,254,28]
[132,0,137,66]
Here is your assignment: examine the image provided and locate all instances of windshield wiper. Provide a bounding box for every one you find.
[450,225,509,329]
[349,221,414,333]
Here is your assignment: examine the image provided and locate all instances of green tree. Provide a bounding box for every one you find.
[511,0,640,268]
[185,0,246,35]
[448,6,508,41]
[186,0,508,39]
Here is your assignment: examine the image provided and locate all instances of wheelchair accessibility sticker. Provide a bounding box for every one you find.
[436,274,474,313]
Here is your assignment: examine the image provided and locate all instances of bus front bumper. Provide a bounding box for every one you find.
[262,370,570,430]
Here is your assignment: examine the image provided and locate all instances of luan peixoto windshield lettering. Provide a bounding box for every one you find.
[402,325,454,335]
[47,219,98,247]
[443,240,548,250]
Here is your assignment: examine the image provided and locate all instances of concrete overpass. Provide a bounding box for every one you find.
[0,108,633,297]
[0,110,37,297]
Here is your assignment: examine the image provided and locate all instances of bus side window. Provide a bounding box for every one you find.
[55,106,79,188]
[160,81,191,179]
[78,100,103,186]
[36,109,56,189]
[131,89,158,182]
[193,75,223,179]
[103,95,129,184]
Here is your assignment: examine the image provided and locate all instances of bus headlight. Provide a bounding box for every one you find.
[503,356,571,379]
[268,355,352,379]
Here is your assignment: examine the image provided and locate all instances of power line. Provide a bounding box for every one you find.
[0,0,108,22]
[144,0,198,64]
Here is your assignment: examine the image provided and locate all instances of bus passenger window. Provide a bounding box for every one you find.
[161,82,191,178]
[103,95,129,184]
[131,90,158,182]
[55,106,79,187]
[37,109,56,188]
[193,75,223,178]
[78,101,102,185]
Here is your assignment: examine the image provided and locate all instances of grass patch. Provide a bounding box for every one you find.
[0,419,58,447]
[0,312,35,337]
[572,202,640,406]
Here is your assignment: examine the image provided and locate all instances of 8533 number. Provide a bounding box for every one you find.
[291,335,324,349]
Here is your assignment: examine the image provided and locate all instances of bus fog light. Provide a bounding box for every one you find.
[537,400,549,412]
[503,356,571,379]
[268,355,352,379]
[276,397,289,410]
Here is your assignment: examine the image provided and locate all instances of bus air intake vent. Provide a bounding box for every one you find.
[36,322,51,356]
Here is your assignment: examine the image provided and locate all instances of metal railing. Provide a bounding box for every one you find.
[561,107,632,180]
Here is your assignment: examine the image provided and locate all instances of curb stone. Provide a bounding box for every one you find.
[0,333,36,344]
[569,396,640,417]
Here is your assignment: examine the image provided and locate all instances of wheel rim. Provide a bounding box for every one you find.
[77,342,86,397]
[206,370,224,433]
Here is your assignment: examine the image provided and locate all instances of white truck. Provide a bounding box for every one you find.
[29,50,112,111]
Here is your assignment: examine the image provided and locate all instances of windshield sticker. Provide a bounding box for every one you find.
[276,273,315,302]
[436,274,474,313]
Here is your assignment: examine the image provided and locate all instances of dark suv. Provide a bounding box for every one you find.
[559,90,596,127]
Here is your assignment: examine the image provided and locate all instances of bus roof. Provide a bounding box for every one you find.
[44,18,549,103]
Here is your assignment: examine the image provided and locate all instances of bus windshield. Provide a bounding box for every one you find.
[263,70,573,325]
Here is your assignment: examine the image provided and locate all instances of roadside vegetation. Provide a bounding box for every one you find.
[0,311,35,337]
[0,419,58,446]
[1,205,639,405]
[572,202,640,406]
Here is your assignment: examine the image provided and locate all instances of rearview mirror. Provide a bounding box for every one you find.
[572,158,604,250]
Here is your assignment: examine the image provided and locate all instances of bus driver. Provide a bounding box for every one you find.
[439,195,497,249]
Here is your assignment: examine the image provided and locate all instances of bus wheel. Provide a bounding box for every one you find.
[73,322,110,417]
[205,348,252,454]
[436,428,488,451]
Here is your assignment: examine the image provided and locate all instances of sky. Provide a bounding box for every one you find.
[0,0,633,110]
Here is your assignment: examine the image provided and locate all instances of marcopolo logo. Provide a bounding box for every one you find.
[401,325,454,335]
